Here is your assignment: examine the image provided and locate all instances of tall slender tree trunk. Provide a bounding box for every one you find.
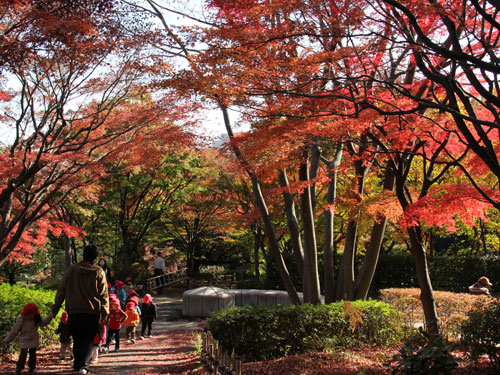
[337,220,359,300]
[221,105,300,304]
[323,143,343,303]
[64,234,72,269]
[354,167,395,299]
[299,149,321,304]
[392,156,440,337]
[336,144,370,301]
[278,170,304,281]
[309,143,321,213]
[252,221,262,279]
[251,178,301,304]
[407,225,440,337]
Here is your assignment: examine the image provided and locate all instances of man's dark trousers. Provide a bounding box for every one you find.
[69,313,99,371]
[154,268,164,293]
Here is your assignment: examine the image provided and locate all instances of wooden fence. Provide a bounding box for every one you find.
[201,331,242,375]
[145,270,238,293]
[145,267,188,291]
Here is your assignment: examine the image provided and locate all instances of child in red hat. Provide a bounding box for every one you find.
[114,280,126,309]
[104,297,126,353]
[123,302,140,343]
[140,294,158,339]
[126,289,142,317]
[3,302,52,375]
[55,311,73,361]
[123,276,135,296]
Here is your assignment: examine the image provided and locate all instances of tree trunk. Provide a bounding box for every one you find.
[336,147,369,301]
[299,150,321,304]
[392,155,440,337]
[253,221,262,279]
[354,167,395,299]
[278,170,304,281]
[323,143,343,303]
[407,225,440,337]
[251,178,301,304]
[64,234,72,269]
[309,143,321,214]
[337,220,359,300]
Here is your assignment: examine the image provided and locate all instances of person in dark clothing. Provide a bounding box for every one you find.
[140,294,158,339]
[52,244,109,375]
[153,252,165,294]
[55,311,73,361]
[98,258,112,283]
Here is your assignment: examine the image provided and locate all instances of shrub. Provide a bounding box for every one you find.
[0,284,60,356]
[380,288,491,337]
[460,299,500,371]
[371,255,500,294]
[207,300,406,361]
[388,328,461,375]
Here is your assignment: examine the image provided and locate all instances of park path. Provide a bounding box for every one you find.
[3,291,207,375]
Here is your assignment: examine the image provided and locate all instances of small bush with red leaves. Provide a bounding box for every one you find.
[460,298,500,372]
[379,288,491,337]
[207,300,406,361]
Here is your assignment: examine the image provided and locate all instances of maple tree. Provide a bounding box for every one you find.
[372,0,500,208]
[149,0,500,338]
[0,1,179,265]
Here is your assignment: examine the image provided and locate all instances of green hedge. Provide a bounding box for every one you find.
[460,299,500,372]
[207,300,406,361]
[0,284,60,356]
[370,255,500,294]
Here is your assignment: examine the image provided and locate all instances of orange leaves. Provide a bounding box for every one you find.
[380,288,492,336]
[344,301,364,332]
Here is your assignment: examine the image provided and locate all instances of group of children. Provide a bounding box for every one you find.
[91,283,158,364]
[3,277,158,374]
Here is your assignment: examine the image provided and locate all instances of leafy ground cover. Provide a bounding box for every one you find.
[237,346,494,375]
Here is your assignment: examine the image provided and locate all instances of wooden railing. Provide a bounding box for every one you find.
[201,331,242,375]
[145,268,188,291]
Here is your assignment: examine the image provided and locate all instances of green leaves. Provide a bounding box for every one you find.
[207,300,406,361]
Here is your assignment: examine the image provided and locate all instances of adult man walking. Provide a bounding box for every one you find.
[153,251,166,294]
[52,244,109,375]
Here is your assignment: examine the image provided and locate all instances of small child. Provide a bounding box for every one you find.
[140,294,157,339]
[114,280,126,310]
[3,302,52,375]
[123,277,135,296]
[55,311,72,361]
[126,290,142,317]
[91,323,106,364]
[105,298,126,353]
[123,302,140,343]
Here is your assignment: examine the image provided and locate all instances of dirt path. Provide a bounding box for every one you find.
[3,291,207,375]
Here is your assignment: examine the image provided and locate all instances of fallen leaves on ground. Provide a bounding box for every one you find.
[239,346,496,375]
[2,330,203,375]
[2,334,496,375]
